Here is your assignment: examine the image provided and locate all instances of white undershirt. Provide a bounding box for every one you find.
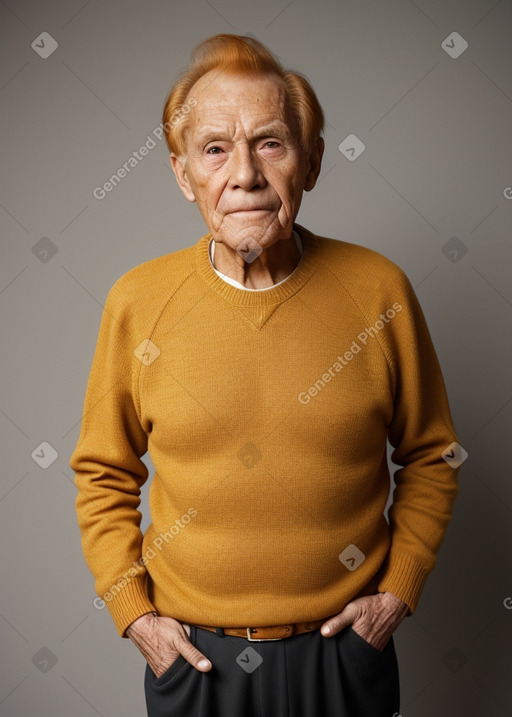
[208,230,303,291]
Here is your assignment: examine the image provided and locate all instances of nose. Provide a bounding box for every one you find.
[229,143,265,191]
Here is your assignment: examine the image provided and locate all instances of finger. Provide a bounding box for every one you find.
[320,603,358,637]
[176,633,212,671]
[155,618,212,671]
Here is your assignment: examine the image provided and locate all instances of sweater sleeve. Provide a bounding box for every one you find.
[69,280,157,637]
[376,272,461,614]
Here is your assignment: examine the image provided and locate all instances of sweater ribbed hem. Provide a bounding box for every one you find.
[377,553,431,615]
[103,574,156,638]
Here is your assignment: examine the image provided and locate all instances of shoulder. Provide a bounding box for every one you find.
[298,225,413,297]
[317,233,408,285]
[104,242,197,311]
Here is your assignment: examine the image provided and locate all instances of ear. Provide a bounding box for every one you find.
[303,137,325,192]
[170,153,196,203]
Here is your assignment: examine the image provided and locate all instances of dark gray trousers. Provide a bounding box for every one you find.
[144,623,400,717]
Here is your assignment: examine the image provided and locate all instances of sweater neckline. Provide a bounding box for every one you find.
[195,223,320,308]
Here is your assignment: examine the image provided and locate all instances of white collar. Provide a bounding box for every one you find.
[208,230,303,291]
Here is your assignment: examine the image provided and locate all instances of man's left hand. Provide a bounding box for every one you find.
[320,591,409,651]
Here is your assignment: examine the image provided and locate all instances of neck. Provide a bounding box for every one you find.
[211,233,301,289]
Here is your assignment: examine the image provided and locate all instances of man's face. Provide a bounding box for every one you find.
[170,71,323,253]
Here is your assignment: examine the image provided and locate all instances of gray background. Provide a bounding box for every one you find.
[1,0,511,715]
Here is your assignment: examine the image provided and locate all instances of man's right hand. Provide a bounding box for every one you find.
[125,612,212,678]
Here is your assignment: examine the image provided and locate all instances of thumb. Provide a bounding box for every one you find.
[320,602,359,637]
[178,634,212,672]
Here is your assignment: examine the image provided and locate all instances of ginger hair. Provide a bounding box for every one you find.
[162,33,324,156]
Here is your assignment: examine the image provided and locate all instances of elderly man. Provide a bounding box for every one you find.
[70,34,461,717]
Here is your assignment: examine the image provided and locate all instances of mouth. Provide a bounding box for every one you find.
[228,208,273,214]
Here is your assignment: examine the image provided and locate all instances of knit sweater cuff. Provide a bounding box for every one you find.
[377,553,430,615]
[104,574,157,638]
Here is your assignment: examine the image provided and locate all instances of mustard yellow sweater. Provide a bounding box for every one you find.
[70,224,460,638]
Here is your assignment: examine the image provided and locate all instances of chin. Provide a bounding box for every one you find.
[216,228,278,250]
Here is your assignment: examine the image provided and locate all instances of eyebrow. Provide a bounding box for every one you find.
[196,121,292,147]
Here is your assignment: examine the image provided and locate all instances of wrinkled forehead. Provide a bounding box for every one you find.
[186,70,293,137]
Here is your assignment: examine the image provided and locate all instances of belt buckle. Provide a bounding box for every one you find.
[246,627,284,642]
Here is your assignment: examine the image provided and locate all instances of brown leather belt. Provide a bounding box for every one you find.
[194,617,327,641]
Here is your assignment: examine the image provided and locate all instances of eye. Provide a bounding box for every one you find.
[206,146,223,154]
[264,141,280,148]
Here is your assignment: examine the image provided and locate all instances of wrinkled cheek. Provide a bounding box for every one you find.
[209,208,225,233]
[277,201,295,230]
[193,192,224,232]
